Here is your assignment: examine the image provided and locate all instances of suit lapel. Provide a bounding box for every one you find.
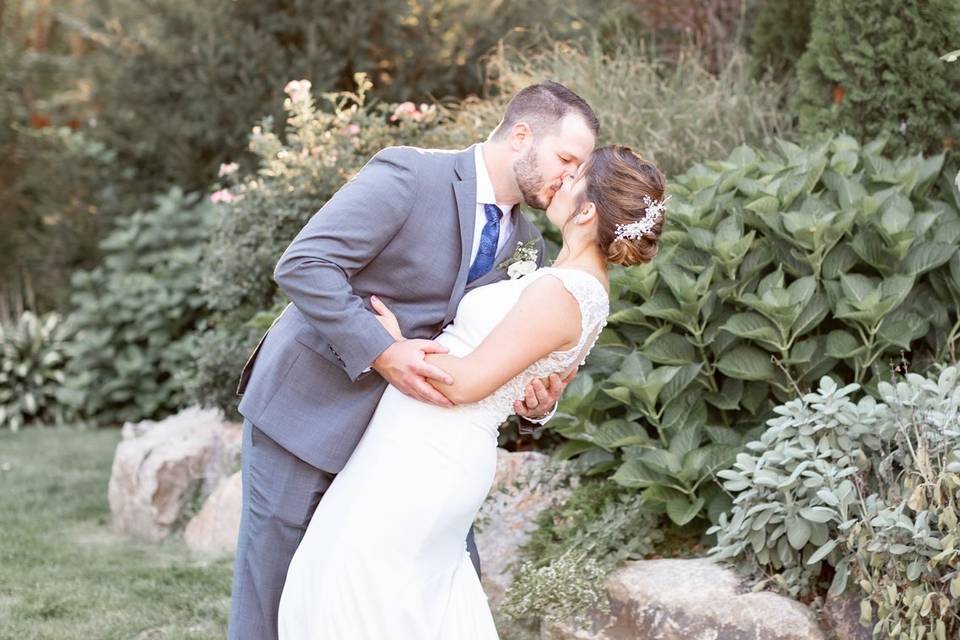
[444,147,479,324]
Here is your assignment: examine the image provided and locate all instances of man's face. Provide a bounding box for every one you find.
[513,113,596,210]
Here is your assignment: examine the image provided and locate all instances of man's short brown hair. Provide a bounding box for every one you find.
[491,81,599,140]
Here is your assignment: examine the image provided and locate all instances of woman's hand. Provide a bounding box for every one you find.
[371,295,404,341]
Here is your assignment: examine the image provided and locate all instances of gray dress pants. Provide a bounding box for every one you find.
[226,420,481,640]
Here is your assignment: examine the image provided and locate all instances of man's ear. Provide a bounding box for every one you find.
[509,122,532,152]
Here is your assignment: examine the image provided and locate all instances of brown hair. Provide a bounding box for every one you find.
[491,81,600,140]
[582,145,666,267]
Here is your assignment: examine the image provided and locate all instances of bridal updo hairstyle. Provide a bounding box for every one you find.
[582,145,667,267]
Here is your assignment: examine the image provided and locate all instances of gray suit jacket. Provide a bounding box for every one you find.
[236,145,546,472]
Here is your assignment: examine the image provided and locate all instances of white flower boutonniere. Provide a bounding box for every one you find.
[497,240,539,279]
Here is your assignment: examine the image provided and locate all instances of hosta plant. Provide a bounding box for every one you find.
[552,135,960,527]
[0,312,73,430]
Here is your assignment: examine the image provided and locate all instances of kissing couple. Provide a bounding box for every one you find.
[227,81,667,639]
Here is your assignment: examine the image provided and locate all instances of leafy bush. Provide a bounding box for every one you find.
[747,0,814,79]
[62,188,213,426]
[500,478,663,627]
[795,0,960,156]
[709,367,960,639]
[81,0,599,199]
[0,0,118,313]
[0,312,73,431]
[551,135,960,528]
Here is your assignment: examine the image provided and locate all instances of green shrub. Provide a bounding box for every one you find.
[62,187,213,426]
[747,0,814,79]
[709,367,960,639]
[0,312,73,431]
[795,0,960,156]
[551,135,960,528]
[501,478,663,626]
[82,0,597,199]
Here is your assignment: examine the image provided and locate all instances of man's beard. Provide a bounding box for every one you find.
[513,148,549,210]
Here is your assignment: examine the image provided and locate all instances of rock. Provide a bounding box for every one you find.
[108,406,242,540]
[819,592,884,640]
[541,558,826,640]
[185,471,243,554]
[475,449,574,610]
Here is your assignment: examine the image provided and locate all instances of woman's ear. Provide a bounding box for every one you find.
[576,202,597,224]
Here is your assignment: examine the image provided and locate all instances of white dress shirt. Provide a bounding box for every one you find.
[470,144,515,265]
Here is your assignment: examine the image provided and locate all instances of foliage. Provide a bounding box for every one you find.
[0,0,118,314]
[551,135,960,528]
[709,367,960,639]
[846,371,960,639]
[746,0,814,79]
[0,312,73,431]
[500,478,663,626]
[80,0,598,198]
[795,0,960,156]
[431,38,792,179]
[61,188,213,426]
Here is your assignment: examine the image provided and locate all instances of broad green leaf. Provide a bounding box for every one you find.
[644,333,697,365]
[666,496,705,526]
[716,345,776,382]
[902,243,955,277]
[825,330,862,358]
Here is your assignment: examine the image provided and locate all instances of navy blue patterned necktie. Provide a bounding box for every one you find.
[467,203,503,283]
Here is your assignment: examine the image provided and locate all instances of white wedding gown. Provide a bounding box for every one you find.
[277,267,609,640]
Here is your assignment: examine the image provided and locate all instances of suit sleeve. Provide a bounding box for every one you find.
[273,147,419,381]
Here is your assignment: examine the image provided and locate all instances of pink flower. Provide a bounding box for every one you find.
[283,79,313,103]
[218,162,239,177]
[210,189,237,204]
[348,123,361,135]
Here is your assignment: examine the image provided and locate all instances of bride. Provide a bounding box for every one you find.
[277,145,667,639]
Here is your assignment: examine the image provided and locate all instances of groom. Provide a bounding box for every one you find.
[228,81,599,640]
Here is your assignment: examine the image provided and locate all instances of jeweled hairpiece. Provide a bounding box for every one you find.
[614,194,670,241]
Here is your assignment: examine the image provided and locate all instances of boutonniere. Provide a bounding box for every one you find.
[497,239,538,279]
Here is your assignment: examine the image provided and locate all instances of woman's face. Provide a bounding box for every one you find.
[545,162,590,231]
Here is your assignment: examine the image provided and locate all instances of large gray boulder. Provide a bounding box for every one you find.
[541,558,826,640]
[475,450,573,610]
[107,406,242,540]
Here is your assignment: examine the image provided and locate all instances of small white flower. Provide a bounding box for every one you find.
[507,260,537,279]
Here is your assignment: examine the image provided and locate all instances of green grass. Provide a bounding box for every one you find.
[0,428,233,640]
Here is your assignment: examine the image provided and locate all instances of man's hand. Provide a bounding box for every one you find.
[373,339,455,407]
[514,368,577,420]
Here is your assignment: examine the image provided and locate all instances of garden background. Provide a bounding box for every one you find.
[3,0,960,638]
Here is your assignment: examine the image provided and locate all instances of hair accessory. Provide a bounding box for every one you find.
[614,194,670,241]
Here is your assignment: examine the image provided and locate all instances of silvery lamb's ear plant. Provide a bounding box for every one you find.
[842,369,960,640]
[706,375,884,598]
[552,134,960,527]
[709,367,960,640]
[0,312,73,431]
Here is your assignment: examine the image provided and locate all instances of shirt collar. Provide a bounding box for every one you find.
[474,144,498,207]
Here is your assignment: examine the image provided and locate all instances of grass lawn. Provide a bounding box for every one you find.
[0,428,233,640]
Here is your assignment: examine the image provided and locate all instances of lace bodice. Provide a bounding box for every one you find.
[436,267,610,425]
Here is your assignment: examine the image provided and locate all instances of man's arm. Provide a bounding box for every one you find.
[273,147,417,381]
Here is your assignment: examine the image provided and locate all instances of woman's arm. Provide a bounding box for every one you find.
[424,275,582,405]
